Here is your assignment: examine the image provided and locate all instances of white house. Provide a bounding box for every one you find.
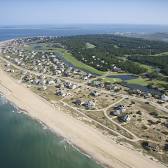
[161,94,168,102]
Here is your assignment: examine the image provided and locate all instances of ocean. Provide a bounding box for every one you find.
[0,96,102,168]
[1,24,168,41]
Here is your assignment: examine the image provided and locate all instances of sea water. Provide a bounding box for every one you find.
[0,96,102,168]
[1,24,168,41]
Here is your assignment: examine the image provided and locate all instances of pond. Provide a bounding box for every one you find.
[107,74,138,81]
[107,74,162,95]
[124,83,162,95]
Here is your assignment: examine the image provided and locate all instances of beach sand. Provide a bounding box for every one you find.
[0,58,166,168]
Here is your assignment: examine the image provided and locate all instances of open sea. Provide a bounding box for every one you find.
[0,24,168,168]
[1,24,168,41]
[0,96,102,168]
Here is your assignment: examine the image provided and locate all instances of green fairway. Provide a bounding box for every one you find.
[137,63,155,73]
[85,42,96,49]
[152,51,168,56]
[101,77,122,83]
[56,48,106,75]
[126,77,149,86]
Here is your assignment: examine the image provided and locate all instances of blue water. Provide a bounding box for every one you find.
[124,83,162,95]
[0,96,102,168]
[107,74,138,81]
[1,24,168,41]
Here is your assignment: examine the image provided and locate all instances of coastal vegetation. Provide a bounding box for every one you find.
[54,34,168,74]
[129,54,168,75]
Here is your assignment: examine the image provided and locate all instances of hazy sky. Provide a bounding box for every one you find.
[0,0,168,25]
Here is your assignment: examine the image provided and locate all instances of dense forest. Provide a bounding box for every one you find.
[42,35,168,74]
[129,55,168,75]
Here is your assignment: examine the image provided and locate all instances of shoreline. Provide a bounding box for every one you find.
[0,40,167,168]
[0,94,98,166]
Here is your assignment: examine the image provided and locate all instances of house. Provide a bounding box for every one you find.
[164,144,168,151]
[141,141,159,152]
[33,79,40,85]
[91,80,104,88]
[40,79,47,85]
[113,86,121,92]
[111,105,126,116]
[83,76,88,80]
[6,69,15,73]
[74,99,82,106]
[55,79,61,84]
[56,90,66,97]
[83,100,95,109]
[105,84,114,90]
[5,63,11,67]
[119,114,130,122]
[64,71,71,77]
[161,94,168,102]
[111,65,122,72]
[69,84,77,90]
[144,93,152,99]
[90,90,99,97]
[64,82,77,89]
[111,109,122,116]
[114,105,126,112]
[48,80,55,85]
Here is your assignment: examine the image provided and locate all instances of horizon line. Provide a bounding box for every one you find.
[1,23,168,27]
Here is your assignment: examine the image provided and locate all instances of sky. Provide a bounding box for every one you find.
[0,0,168,25]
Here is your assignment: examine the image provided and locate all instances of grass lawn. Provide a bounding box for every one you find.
[152,80,168,89]
[138,63,155,73]
[101,77,122,83]
[85,42,96,49]
[126,77,149,86]
[152,51,168,56]
[107,72,130,76]
[56,48,106,75]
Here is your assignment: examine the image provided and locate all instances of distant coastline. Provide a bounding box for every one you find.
[0,24,168,42]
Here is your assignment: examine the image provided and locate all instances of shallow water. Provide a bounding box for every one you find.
[0,96,102,168]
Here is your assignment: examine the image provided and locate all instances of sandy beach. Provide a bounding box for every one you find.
[0,64,167,168]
